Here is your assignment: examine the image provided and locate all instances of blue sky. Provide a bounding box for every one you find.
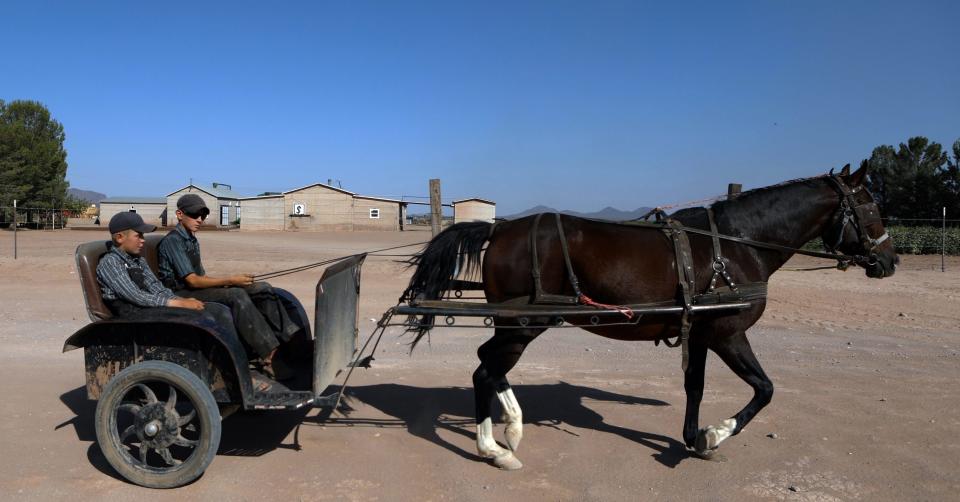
[3,1,958,214]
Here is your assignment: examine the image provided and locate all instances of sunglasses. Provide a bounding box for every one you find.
[184,212,207,221]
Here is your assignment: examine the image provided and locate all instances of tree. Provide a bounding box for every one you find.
[863,136,956,221]
[0,100,69,208]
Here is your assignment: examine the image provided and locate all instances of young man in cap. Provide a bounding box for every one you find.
[96,212,212,316]
[157,193,298,379]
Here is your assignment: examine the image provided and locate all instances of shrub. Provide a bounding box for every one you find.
[803,226,959,255]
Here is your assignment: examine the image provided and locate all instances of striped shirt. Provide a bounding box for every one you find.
[96,246,175,307]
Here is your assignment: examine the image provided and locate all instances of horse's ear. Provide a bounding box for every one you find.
[846,162,868,186]
[839,163,851,176]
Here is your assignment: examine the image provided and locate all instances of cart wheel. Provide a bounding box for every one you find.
[95,361,221,488]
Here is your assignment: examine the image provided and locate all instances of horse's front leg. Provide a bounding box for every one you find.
[682,334,709,450]
[697,330,773,456]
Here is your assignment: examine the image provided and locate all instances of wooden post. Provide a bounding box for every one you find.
[429,179,442,237]
[727,183,742,200]
[12,199,17,260]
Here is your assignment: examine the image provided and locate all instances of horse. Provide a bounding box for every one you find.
[401,164,898,469]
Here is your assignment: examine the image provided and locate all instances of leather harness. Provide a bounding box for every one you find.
[525,174,882,370]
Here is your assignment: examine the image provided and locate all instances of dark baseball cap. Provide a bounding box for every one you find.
[108,212,157,234]
[177,193,210,216]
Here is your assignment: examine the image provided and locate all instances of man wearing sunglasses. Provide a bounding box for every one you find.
[157,194,299,380]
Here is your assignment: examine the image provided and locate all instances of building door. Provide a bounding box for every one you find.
[220,205,229,226]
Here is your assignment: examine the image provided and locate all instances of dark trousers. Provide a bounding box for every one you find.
[176,283,296,359]
[240,283,300,341]
[107,303,239,341]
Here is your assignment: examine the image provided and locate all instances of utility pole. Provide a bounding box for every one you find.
[429,179,442,237]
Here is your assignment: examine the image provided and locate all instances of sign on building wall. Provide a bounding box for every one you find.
[293,203,306,216]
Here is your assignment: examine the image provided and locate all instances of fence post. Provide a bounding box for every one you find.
[13,199,17,260]
[429,179,442,237]
[728,183,742,200]
[943,207,946,273]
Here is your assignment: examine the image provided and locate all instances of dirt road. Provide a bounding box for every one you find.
[1,229,958,501]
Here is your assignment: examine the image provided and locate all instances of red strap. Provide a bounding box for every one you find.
[579,294,634,320]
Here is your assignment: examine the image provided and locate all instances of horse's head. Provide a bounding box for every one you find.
[820,164,899,278]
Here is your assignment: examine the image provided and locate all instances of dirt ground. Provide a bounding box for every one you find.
[1,228,958,501]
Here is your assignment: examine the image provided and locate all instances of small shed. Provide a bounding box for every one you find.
[453,198,496,224]
[99,197,168,228]
[166,183,242,228]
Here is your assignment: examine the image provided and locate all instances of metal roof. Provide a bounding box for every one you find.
[452,198,496,205]
[166,184,243,199]
[283,183,355,196]
[240,193,284,200]
[100,197,168,205]
[354,195,405,204]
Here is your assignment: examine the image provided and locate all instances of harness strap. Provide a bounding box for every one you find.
[662,218,695,369]
[554,213,584,299]
[706,208,739,294]
[530,213,581,305]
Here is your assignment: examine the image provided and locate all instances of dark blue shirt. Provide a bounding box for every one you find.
[157,224,206,290]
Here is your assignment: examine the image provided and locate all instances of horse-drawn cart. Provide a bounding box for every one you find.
[65,235,366,488]
[65,167,898,486]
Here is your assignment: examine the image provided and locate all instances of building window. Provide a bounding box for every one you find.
[369,208,380,219]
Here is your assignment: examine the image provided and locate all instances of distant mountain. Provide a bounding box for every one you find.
[68,188,106,205]
[502,205,655,221]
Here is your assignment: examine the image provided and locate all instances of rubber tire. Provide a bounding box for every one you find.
[95,360,222,488]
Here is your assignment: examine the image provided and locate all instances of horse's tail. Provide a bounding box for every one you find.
[401,221,492,348]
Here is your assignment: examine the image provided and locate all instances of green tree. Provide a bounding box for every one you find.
[863,136,956,221]
[0,99,69,208]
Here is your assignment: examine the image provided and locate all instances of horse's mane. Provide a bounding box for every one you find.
[711,174,827,209]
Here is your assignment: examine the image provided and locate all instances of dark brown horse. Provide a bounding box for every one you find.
[402,164,898,469]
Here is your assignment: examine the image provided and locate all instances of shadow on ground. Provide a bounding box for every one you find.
[315,381,692,468]
[57,380,693,483]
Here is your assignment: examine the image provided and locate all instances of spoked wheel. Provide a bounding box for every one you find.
[95,361,221,488]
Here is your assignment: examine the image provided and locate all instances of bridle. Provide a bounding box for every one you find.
[823,174,890,270]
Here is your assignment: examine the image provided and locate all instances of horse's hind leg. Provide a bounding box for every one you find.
[473,327,543,470]
[697,330,774,455]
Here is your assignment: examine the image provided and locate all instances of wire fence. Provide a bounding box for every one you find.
[0,207,91,230]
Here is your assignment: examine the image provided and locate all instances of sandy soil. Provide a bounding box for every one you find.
[0,228,958,501]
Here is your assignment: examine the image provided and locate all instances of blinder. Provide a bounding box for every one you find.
[824,175,889,269]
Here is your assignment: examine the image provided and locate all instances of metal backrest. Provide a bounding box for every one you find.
[75,234,165,322]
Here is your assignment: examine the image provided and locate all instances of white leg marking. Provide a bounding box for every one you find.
[476,417,523,470]
[702,418,738,451]
[497,388,523,452]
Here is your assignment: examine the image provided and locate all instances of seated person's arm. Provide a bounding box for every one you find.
[160,237,251,289]
[140,260,205,310]
[182,272,253,289]
[97,255,203,310]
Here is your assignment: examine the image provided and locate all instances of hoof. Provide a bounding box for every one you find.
[695,427,718,452]
[505,426,522,452]
[492,452,523,471]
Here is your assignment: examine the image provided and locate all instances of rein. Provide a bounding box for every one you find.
[627,220,871,267]
[251,241,430,281]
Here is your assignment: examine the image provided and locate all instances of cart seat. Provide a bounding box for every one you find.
[75,234,164,322]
